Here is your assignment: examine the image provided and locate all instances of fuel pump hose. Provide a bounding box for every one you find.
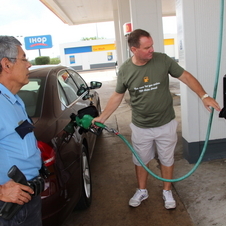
[92,121,206,183]
[76,103,209,183]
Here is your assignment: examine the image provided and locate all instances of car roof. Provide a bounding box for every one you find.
[30,64,62,70]
[29,65,71,77]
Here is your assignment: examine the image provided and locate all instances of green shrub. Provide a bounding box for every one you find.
[35,56,50,65]
[30,59,36,65]
[50,57,61,64]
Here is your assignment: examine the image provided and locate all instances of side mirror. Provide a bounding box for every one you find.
[77,84,87,96]
[77,81,102,97]
[90,81,102,89]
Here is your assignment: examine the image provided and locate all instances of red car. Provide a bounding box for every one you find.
[18,65,102,226]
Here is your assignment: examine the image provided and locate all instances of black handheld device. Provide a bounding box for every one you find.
[219,75,226,119]
[0,165,28,220]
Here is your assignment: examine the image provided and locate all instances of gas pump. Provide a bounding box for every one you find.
[219,75,226,119]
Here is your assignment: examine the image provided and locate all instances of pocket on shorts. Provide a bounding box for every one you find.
[171,119,178,133]
[130,123,145,144]
[13,204,28,225]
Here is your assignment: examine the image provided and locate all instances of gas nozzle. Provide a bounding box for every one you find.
[76,114,119,135]
[64,113,77,134]
[94,121,106,129]
[76,114,106,130]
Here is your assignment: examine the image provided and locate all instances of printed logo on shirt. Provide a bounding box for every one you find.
[143,77,149,83]
[134,82,160,93]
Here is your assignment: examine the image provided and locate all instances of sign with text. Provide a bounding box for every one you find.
[92,44,115,52]
[24,35,52,50]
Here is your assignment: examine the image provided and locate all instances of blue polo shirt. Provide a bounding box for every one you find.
[0,84,41,184]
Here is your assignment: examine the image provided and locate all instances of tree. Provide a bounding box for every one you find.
[81,37,105,41]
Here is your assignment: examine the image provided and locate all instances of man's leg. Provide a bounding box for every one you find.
[155,119,178,209]
[129,164,149,207]
[135,164,149,189]
[161,164,176,209]
[160,164,174,190]
[129,123,154,207]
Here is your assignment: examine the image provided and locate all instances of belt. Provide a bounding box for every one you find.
[28,176,45,197]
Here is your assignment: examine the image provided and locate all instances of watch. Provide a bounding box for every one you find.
[201,94,209,100]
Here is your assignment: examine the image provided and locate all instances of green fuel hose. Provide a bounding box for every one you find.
[78,0,224,182]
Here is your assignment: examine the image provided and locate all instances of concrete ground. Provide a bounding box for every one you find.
[63,69,226,226]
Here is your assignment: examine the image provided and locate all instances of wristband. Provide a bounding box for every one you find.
[201,94,209,100]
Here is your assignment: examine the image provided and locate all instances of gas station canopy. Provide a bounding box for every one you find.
[40,0,176,25]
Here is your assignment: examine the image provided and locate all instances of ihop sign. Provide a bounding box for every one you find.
[24,35,52,50]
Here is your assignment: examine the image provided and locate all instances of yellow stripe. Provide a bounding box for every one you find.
[92,44,116,52]
[164,39,174,45]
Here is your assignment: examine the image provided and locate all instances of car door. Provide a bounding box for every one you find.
[65,69,98,155]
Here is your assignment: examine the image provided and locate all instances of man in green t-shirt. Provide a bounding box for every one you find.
[93,29,221,209]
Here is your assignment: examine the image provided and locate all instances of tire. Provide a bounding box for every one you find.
[75,145,92,210]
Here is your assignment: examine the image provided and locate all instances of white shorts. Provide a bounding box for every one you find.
[130,119,178,167]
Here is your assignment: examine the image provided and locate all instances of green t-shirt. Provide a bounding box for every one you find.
[116,52,184,128]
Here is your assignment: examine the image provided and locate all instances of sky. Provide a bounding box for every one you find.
[0,0,177,60]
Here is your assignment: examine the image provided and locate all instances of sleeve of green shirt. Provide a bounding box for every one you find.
[167,55,184,78]
[115,70,127,94]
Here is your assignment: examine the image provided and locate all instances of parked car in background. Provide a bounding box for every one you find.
[18,65,102,226]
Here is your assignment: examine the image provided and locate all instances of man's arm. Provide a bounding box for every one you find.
[0,180,34,205]
[178,70,221,112]
[93,91,125,124]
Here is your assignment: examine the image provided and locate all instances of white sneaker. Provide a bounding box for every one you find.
[163,190,176,209]
[129,189,149,207]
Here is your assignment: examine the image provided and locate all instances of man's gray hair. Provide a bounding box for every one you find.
[0,36,21,73]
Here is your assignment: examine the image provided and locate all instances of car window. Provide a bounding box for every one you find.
[18,79,43,117]
[68,70,87,90]
[57,69,87,106]
[58,85,68,106]
[57,70,78,105]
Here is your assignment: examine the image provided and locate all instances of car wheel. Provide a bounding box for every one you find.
[75,145,92,210]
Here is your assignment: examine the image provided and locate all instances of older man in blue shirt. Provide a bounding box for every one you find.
[0,36,42,226]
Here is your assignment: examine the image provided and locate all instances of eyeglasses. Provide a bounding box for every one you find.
[6,57,29,62]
